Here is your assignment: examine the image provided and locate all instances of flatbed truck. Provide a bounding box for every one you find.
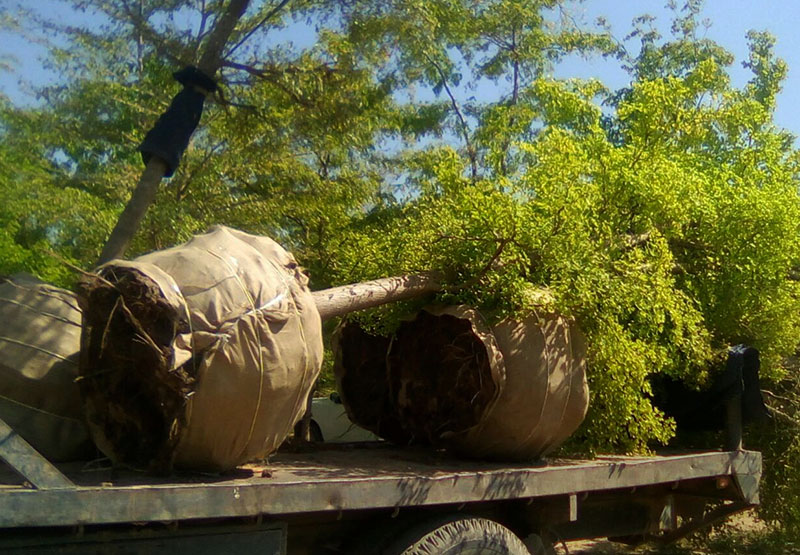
[0,414,761,554]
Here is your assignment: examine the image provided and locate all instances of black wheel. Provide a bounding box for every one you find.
[309,420,324,442]
[382,515,530,555]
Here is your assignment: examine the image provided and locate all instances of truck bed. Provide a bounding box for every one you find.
[0,444,761,529]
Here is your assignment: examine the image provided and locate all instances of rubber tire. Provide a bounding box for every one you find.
[382,515,531,555]
[309,420,324,442]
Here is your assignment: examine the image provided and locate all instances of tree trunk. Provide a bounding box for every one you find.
[97,159,168,264]
[311,272,443,321]
[97,0,251,265]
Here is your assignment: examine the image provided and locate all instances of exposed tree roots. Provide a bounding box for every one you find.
[77,268,195,473]
[336,311,497,448]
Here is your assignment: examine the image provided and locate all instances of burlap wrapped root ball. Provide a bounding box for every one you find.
[0,275,94,462]
[78,226,323,472]
[335,306,589,460]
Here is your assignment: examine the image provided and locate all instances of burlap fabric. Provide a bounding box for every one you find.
[80,226,323,471]
[335,305,588,460]
[0,276,94,461]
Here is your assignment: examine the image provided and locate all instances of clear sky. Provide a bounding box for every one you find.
[555,0,800,136]
[2,1,800,136]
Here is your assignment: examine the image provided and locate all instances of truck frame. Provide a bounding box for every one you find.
[0,412,760,554]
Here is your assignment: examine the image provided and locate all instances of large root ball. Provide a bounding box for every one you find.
[335,306,588,460]
[78,226,323,472]
[0,275,94,461]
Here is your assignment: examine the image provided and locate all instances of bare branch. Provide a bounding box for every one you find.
[426,54,478,180]
[225,0,292,59]
[223,61,314,106]
[176,140,226,200]
[120,0,186,67]
[197,0,209,42]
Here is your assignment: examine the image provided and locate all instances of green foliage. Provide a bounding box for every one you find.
[328,5,800,459]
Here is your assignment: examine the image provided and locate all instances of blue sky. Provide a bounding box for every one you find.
[556,1,800,134]
[2,1,800,135]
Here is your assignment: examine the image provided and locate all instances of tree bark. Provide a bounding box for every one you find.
[196,0,252,75]
[311,272,443,321]
[97,159,168,264]
[97,0,251,265]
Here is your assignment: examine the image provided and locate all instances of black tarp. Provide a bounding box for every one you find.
[139,66,217,177]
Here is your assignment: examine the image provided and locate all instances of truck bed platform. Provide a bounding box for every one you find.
[0,444,761,529]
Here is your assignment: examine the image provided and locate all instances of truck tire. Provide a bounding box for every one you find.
[382,515,530,555]
[309,420,324,442]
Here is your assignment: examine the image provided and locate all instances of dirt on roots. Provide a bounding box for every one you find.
[336,312,497,448]
[77,267,196,473]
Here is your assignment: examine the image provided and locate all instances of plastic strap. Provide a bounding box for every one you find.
[0,297,81,327]
[0,392,83,422]
[2,280,83,317]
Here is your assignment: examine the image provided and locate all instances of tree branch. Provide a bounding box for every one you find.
[426,54,478,180]
[444,237,510,293]
[120,0,186,67]
[197,0,251,75]
[225,0,292,59]
[223,61,315,107]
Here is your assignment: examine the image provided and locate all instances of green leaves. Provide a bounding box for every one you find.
[326,5,800,455]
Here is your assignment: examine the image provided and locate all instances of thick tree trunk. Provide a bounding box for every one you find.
[97,0,251,265]
[97,159,168,264]
[311,272,443,321]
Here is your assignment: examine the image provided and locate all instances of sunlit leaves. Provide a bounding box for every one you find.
[328,8,800,455]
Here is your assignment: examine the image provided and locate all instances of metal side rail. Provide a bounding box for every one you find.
[0,445,761,530]
[0,417,74,490]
